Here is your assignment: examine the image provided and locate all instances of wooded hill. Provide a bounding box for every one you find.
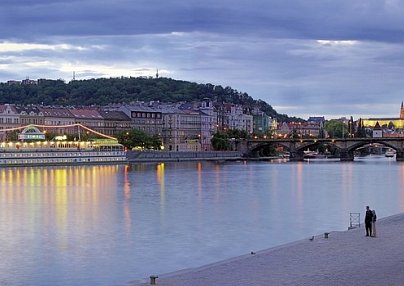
[0,77,300,122]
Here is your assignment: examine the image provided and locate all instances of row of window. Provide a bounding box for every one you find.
[0,118,18,124]
[131,112,162,119]
[21,119,44,125]
[132,119,162,125]
[104,123,131,127]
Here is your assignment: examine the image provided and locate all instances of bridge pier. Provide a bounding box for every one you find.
[340,150,354,161]
[289,151,304,162]
[396,150,404,161]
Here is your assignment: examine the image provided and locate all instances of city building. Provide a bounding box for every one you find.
[37,106,75,135]
[0,99,272,150]
[362,102,404,129]
[0,104,20,140]
[253,112,268,134]
[105,103,163,136]
[98,110,131,136]
[161,104,202,151]
[14,105,45,126]
[361,102,404,137]
[199,99,217,151]
[69,107,104,131]
[372,122,383,138]
[223,103,253,134]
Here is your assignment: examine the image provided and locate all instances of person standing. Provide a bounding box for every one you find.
[365,206,373,237]
[371,209,377,237]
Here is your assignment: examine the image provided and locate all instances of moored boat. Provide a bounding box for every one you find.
[0,124,127,167]
[304,150,320,159]
[0,140,127,167]
[385,149,396,158]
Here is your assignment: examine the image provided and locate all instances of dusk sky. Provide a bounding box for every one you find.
[1,0,404,119]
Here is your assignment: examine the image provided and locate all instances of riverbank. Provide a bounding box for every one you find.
[126,150,287,163]
[126,150,244,162]
[126,212,404,286]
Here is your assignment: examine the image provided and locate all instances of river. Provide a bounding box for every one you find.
[0,156,403,285]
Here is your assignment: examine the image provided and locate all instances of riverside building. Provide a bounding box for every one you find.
[0,101,258,150]
[361,102,404,137]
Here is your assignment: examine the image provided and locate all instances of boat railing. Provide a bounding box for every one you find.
[1,141,124,151]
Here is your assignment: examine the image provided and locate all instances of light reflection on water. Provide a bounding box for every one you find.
[0,158,404,285]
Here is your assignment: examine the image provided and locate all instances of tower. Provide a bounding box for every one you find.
[400,102,404,119]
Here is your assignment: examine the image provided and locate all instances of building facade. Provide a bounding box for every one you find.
[0,100,270,150]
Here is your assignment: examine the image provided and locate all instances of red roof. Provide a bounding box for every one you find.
[68,108,103,119]
[38,107,74,117]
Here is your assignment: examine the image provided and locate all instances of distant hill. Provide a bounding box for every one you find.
[0,77,301,122]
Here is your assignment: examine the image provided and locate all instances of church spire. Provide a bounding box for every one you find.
[401,101,404,119]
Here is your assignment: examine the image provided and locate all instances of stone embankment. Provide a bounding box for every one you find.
[126,150,243,162]
[127,213,404,286]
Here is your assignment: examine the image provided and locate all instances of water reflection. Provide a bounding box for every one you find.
[123,165,132,235]
[0,166,122,285]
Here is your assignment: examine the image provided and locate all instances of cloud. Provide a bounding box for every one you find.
[0,42,86,52]
[0,0,403,42]
[316,40,358,47]
[1,1,404,119]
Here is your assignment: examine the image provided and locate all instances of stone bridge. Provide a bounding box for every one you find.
[236,138,404,161]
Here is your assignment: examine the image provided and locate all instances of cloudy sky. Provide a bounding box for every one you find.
[1,0,404,119]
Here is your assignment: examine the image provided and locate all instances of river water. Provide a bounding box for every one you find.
[0,156,403,285]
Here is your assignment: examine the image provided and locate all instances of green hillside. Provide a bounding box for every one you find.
[0,77,299,122]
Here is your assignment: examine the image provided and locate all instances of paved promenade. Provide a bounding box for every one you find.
[127,213,404,286]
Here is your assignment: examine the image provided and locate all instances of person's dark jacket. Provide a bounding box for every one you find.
[365,210,373,223]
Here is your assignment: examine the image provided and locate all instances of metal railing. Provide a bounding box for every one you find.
[349,212,361,229]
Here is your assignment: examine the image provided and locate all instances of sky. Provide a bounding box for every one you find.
[1,0,404,119]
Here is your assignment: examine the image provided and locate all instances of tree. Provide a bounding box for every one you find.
[116,129,162,150]
[324,120,349,138]
[355,118,367,138]
[211,132,230,151]
[226,129,249,139]
[0,77,299,122]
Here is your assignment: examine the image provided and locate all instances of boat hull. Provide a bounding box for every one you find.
[385,149,396,158]
[0,150,127,167]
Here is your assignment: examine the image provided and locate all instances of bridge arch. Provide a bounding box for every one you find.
[242,137,404,161]
[248,141,291,157]
[247,140,339,158]
[344,141,397,153]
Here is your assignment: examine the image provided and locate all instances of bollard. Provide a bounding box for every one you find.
[150,275,158,285]
[324,232,330,239]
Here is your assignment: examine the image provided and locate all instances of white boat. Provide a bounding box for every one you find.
[385,149,396,158]
[0,139,127,167]
[0,124,127,167]
[304,150,319,159]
